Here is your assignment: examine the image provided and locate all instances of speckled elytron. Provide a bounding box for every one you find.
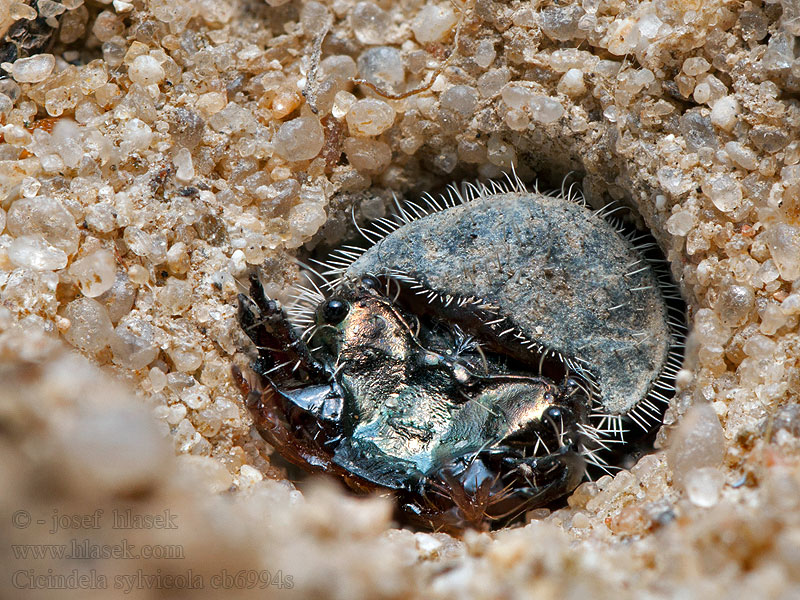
[237,177,685,531]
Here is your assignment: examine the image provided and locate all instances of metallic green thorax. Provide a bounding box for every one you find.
[313,291,563,489]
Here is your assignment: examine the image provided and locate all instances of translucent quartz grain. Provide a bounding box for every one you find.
[724,141,757,170]
[123,227,167,263]
[680,110,717,151]
[111,317,159,370]
[158,277,192,315]
[743,333,777,358]
[412,3,457,44]
[273,116,325,161]
[196,92,227,116]
[166,403,187,426]
[477,68,510,97]
[120,118,153,153]
[167,339,203,373]
[284,202,327,249]
[59,6,87,43]
[343,137,392,173]
[170,107,204,149]
[300,1,329,33]
[41,154,66,173]
[21,177,41,198]
[764,224,800,281]
[457,139,486,163]
[271,88,302,120]
[149,367,167,393]
[174,148,194,182]
[666,210,695,236]
[7,196,80,255]
[8,235,68,271]
[10,1,37,19]
[440,85,478,116]
[682,57,711,76]
[351,2,390,45]
[357,46,405,92]
[79,60,108,95]
[473,40,496,68]
[667,403,726,487]
[61,298,114,353]
[695,74,727,106]
[51,120,84,168]
[501,85,534,110]
[1,124,30,146]
[85,203,116,233]
[345,99,395,136]
[332,91,356,119]
[75,101,102,124]
[504,109,529,131]
[70,249,117,297]
[702,174,742,212]
[693,83,712,105]
[756,259,780,286]
[528,96,564,124]
[557,68,586,97]
[320,56,357,84]
[684,467,724,507]
[780,293,800,315]
[750,125,789,154]
[238,465,263,488]
[657,167,692,196]
[433,150,457,173]
[11,55,56,83]
[716,283,754,327]
[538,4,585,41]
[166,242,190,274]
[208,103,257,135]
[759,303,786,335]
[94,12,126,43]
[500,85,563,123]
[694,308,731,346]
[486,135,516,167]
[763,32,795,71]
[95,83,121,108]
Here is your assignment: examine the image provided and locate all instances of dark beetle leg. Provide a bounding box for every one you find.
[237,274,349,461]
[505,445,586,504]
[247,385,349,478]
[402,443,586,532]
[237,272,329,385]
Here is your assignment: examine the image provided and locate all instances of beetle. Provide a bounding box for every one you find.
[236,177,685,531]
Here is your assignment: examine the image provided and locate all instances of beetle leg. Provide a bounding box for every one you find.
[249,385,342,473]
[414,441,586,531]
[499,444,586,512]
[237,272,329,385]
[278,384,343,423]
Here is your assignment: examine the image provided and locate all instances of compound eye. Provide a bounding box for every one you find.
[360,275,380,290]
[320,299,349,324]
[545,406,563,422]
